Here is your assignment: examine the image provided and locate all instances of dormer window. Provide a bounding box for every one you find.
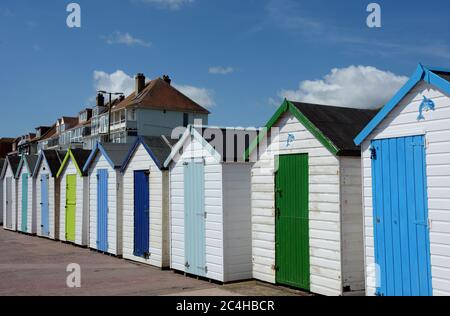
[79,111,87,122]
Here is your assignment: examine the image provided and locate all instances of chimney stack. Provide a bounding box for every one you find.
[135,73,146,96]
[96,93,104,107]
[163,75,171,85]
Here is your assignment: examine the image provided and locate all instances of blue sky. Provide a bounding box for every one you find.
[0,0,449,136]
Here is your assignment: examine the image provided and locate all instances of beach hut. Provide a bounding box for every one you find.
[33,150,65,239]
[57,148,91,246]
[1,156,20,231]
[245,100,377,296]
[120,136,175,267]
[354,65,450,296]
[164,126,256,282]
[16,155,38,234]
[0,159,4,225]
[83,142,130,256]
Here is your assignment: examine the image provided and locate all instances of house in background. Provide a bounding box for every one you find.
[36,73,210,152]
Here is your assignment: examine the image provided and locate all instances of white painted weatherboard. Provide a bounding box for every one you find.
[122,143,169,267]
[250,111,364,296]
[17,163,35,234]
[88,154,122,256]
[0,176,3,225]
[35,160,59,240]
[361,82,450,296]
[169,136,253,283]
[339,156,365,293]
[59,158,88,246]
[2,165,17,231]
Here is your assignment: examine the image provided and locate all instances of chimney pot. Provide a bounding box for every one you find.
[96,93,105,107]
[163,75,171,85]
[135,73,146,96]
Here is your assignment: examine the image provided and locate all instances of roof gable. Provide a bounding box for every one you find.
[57,148,91,178]
[163,126,221,168]
[83,142,131,172]
[245,100,377,159]
[354,64,450,145]
[34,150,65,177]
[16,155,38,178]
[121,136,175,172]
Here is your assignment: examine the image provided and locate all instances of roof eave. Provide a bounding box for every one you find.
[354,64,450,145]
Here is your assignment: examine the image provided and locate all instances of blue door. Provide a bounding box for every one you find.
[184,161,206,277]
[371,135,432,296]
[134,170,150,258]
[97,169,108,252]
[41,174,50,236]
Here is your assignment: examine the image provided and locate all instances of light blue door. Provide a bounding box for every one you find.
[97,169,108,252]
[371,135,432,296]
[41,174,50,236]
[184,160,206,277]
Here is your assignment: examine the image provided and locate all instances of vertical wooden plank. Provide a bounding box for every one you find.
[275,154,309,290]
[66,175,77,242]
[133,171,150,258]
[21,173,28,232]
[184,161,206,277]
[41,174,49,236]
[372,136,432,296]
[97,169,109,252]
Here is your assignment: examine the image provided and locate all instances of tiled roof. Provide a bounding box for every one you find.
[112,78,210,114]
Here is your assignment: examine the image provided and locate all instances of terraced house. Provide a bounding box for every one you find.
[17,73,209,152]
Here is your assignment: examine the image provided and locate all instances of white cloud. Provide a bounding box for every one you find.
[209,66,235,75]
[93,70,135,97]
[277,65,408,109]
[104,31,151,47]
[173,84,215,108]
[139,0,194,10]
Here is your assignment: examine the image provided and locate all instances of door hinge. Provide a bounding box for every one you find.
[370,146,377,160]
[185,261,190,268]
[271,264,279,271]
[204,266,208,274]
[144,252,151,259]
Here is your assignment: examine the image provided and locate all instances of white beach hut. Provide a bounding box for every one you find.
[120,136,175,268]
[246,100,377,296]
[57,148,91,246]
[0,159,4,226]
[354,65,450,296]
[33,150,65,239]
[16,155,38,234]
[1,156,20,231]
[164,126,256,283]
[83,142,130,256]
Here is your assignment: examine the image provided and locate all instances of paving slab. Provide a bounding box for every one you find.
[0,228,307,296]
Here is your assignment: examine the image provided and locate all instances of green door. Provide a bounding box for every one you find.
[275,154,310,290]
[66,175,77,242]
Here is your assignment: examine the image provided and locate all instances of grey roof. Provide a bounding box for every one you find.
[42,150,64,176]
[100,143,132,168]
[291,102,379,156]
[8,156,21,177]
[70,149,91,176]
[433,70,450,83]
[24,155,38,174]
[141,136,176,169]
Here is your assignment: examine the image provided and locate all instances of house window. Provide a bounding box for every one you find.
[120,110,126,122]
[183,113,189,127]
[127,109,136,121]
[60,124,66,132]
